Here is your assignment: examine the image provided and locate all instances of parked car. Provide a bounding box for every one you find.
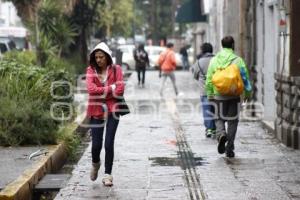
[144,45,165,69]
[116,44,135,70]
[0,41,11,59]
[0,27,29,50]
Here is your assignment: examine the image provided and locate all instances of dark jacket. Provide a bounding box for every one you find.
[133,49,149,69]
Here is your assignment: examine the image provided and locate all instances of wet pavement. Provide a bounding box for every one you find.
[0,146,45,190]
[55,71,300,200]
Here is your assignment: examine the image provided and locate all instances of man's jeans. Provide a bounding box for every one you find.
[214,98,240,153]
[181,56,189,70]
[90,115,119,174]
[200,95,216,130]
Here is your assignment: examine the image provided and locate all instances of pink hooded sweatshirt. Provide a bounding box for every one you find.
[86,42,125,118]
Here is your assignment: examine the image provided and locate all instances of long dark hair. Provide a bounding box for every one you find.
[89,49,112,72]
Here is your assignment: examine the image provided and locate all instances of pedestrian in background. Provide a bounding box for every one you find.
[192,43,216,137]
[158,42,179,96]
[133,43,149,88]
[179,44,189,70]
[86,42,125,186]
[205,36,251,158]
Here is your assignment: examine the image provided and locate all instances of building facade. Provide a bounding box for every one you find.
[0,0,22,27]
[202,0,299,149]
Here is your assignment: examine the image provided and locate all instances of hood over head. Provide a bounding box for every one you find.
[89,42,113,67]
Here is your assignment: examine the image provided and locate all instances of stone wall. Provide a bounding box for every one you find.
[274,73,300,149]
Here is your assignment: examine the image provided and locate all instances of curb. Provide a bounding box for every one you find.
[0,122,82,200]
[0,144,66,200]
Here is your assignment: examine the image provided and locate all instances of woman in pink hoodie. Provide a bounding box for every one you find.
[86,42,124,186]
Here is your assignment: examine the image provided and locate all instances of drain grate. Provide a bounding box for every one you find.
[166,99,206,200]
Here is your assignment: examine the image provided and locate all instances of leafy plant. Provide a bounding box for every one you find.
[3,50,37,66]
[38,0,78,57]
[0,60,74,146]
[97,0,134,37]
[56,123,80,161]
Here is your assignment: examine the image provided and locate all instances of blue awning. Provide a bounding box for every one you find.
[175,0,207,23]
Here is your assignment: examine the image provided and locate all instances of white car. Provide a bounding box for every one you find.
[116,44,135,70]
[116,44,182,70]
[144,45,165,69]
[145,45,182,69]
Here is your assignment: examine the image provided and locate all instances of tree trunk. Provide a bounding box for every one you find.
[80,28,88,64]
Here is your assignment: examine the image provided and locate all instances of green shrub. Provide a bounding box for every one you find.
[56,123,80,161]
[3,50,37,66]
[46,55,77,77]
[0,95,58,146]
[64,50,86,75]
[0,60,74,146]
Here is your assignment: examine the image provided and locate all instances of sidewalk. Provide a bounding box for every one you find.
[54,71,300,200]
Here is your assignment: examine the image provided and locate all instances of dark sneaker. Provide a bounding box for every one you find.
[226,151,235,158]
[218,134,227,154]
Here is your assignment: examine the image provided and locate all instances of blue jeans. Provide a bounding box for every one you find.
[181,56,189,70]
[90,115,119,174]
[200,95,216,130]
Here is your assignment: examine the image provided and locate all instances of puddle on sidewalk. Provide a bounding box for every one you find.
[149,156,208,169]
[149,157,181,167]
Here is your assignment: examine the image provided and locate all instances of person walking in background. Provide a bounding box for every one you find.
[86,42,125,186]
[192,43,216,138]
[205,36,252,158]
[158,42,179,96]
[179,44,189,70]
[133,43,149,88]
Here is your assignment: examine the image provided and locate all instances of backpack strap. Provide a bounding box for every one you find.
[160,51,171,66]
[229,57,239,66]
[197,60,206,80]
[197,54,214,80]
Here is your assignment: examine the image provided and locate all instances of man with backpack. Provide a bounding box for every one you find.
[192,43,216,137]
[205,36,251,158]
